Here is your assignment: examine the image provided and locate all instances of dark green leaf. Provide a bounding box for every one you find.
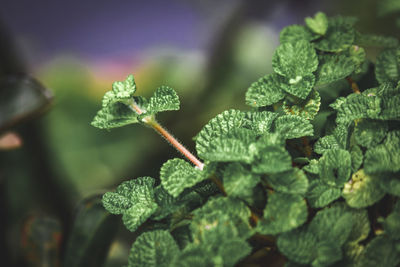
[222,163,260,199]
[375,48,400,85]
[266,168,309,195]
[307,179,342,208]
[319,149,352,186]
[245,73,286,107]
[274,115,314,139]
[280,25,317,44]
[315,54,355,84]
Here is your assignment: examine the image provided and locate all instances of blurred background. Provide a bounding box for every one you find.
[0,0,399,266]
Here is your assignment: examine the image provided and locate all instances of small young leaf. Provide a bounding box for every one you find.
[280,25,317,44]
[274,115,314,139]
[272,40,318,79]
[91,102,138,129]
[103,74,136,107]
[245,73,286,107]
[314,16,355,52]
[342,169,385,208]
[319,149,352,186]
[257,192,307,235]
[305,12,328,35]
[148,86,180,114]
[283,90,321,120]
[160,158,208,197]
[128,230,179,267]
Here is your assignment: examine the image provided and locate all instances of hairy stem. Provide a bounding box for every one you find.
[130,101,205,170]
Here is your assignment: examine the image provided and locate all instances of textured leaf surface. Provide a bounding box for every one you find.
[307,179,342,208]
[319,149,352,186]
[315,54,355,84]
[91,102,138,129]
[160,158,208,197]
[354,120,388,148]
[314,16,355,52]
[196,109,246,159]
[257,192,307,235]
[342,169,385,208]
[281,74,316,99]
[266,168,309,195]
[103,74,136,107]
[272,40,318,79]
[350,145,363,172]
[128,230,179,267]
[305,12,328,35]
[274,115,314,139]
[354,32,399,48]
[375,48,400,84]
[222,163,260,199]
[147,86,180,114]
[252,145,292,174]
[245,74,286,107]
[357,236,400,267]
[245,111,278,135]
[280,25,317,44]
[314,135,340,154]
[283,90,321,120]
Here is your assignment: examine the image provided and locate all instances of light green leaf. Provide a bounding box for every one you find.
[277,227,317,264]
[375,48,400,85]
[314,16,355,52]
[147,86,180,114]
[222,163,260,199]
[283,90,321,120]
[314,135,340,154]
[342,169,385,208]
[309,203,353,246]
[103,74,136,107]
[303,159,320,175]
[266,168,309,195]
[349,45,367,74]
[282,74,316,100]
[122,204,158,233]
[274,115,314,139]
[357,236,400,267]
[160,158,209,197]
[252,145,292,174]
[305,12,328,35]
[257,192,307,235]
[128,230,179,267]
[195,109,246,159]
[245,73,286,107]
[244,111,278,135]
[201,128,257,163]
[354,120,388,148]
[280,25,318,44]
[319,149,352,186]
[307,179,342,208]
[91,102,138,129]
[354,32,399,48]
[315,54,355,84]
[272,40,318,79]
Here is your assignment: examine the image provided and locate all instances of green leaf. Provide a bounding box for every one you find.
[382,210,400,240]
[312,242,343,267]
[128,230,179,267]
[305,12,328,35]
[375,48,400,85]
[319,149,352,186]
[222,163,260,199]
[283,90,321,120]
[217,238,252,267]
[195,109,246,159]
[102,74,136,107]
[266,168,309,195]
[350,145,363,172]
[342,169,385,208]
[102,177,158,232]
[252,145,292,174]
[354,32,399,48]
[309,203,353,246]
[349,45,367,74]
[171,245,213,267]
[201,128,257,163]
[280,25,317,44]
[354,120,388,148]
[244,111,279,135]
[245,73,286,107]
[282,74,316,100]
[147,86,180,114]
[315,54,355,85]
[346,208,370,244]
[277,227,317,264]
[307,179,342,208]
[272,40,318,79]
[91,102,138,129]
[357,236,400,267]
[160,158,209,197]
[257,192,307,235]
[314,16,355,52]
[314,135,340,154]
[303,159,320,175]
[333,94,382,125]
[274,115,314,139]
[379,176,400,197]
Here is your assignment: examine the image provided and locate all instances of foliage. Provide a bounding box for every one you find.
[92,11,400,267]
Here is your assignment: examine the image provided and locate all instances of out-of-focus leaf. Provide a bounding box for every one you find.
[305,12,328,35]
[319,149,352,186]
[280,25,317,44]
[375,48,400,84]
[0,74,52,133]
[21,216,62,267]
[357,235,400,267]
[63,196,119,267]
[306,179,342,208]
